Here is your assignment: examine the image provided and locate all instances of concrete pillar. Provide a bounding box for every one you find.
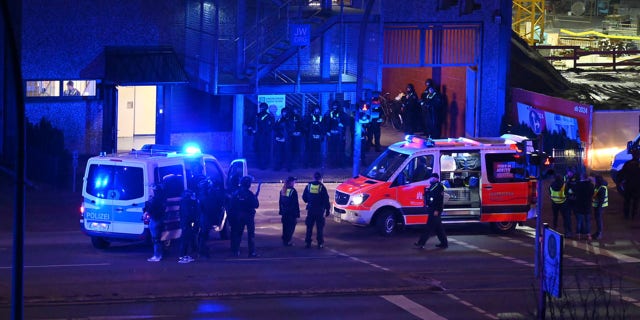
[233,95,244,158]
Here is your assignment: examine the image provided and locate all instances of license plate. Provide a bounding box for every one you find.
[86,221,111,231]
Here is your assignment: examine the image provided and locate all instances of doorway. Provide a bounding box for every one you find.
[116,85,157,151]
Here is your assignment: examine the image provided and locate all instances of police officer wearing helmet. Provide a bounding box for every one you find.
[304,105,324,168]
[228,176,260,257]
[324,101,348,168]
[302,172,331,248]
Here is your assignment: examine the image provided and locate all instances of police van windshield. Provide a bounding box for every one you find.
[363,150,408,181]
[85,164,144,200]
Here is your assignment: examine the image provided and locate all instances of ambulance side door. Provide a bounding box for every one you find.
[481,152,530,221]
[392,154,436,226]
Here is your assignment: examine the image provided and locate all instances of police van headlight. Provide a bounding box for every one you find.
[349,193,370,206]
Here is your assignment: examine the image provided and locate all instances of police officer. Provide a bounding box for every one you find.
[279,176,300,246]
[401,83,421,134]
[549,174,571,236]
[422,86,444,139]
[303,172,331,248]
[144,183,166,262]
[273,107,293,171]
[324,102,348,168]
[618,150,640,220]
[592,175,608,240]
[305,105,325,168]
[228,176,260,257]
[367,97,384,152]
[197,179,225,258]
[290,106,305,170]
[414,173,448,249]
[178,189,198,263]
[564,167,578,238]
[254,102,275,170]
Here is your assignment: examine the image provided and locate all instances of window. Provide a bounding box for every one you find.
[363,149,408,181]
[26,79,98,97]
[485,153,528,183]
[440,151,481,188]
[399,155,434,184]
[85,164,144,201]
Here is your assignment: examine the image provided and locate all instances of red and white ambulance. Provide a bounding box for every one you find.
[332,134,538,236]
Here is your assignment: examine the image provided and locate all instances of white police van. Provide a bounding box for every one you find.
[80,144,246,249]
[610,133,640,185]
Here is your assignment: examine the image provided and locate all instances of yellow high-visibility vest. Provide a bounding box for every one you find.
[592,185,609,208]
[549,185,566,204]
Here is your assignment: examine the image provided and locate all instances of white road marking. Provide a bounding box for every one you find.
[382,295,448,320]
[0,263,110,269]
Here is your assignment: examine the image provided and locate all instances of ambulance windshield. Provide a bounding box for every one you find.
[363,150,408,181]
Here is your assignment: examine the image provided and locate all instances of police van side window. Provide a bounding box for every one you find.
[485,153,527,183]
[86,164,144,200]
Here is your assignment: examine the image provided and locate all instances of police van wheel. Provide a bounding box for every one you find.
[376,210,398,236]
[91,236,110,249]
[491,221,517,234]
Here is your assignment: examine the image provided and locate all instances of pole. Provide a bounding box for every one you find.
[353,0,375,177]
[535,136,546,319]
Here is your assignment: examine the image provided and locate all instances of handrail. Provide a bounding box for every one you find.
[534,45,640,71]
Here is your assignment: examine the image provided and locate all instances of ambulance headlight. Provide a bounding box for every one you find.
[349,193,370,206]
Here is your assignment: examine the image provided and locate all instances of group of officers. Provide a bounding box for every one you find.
[143,168,332,262]
[250,98,385,171]
[400,78,446,139]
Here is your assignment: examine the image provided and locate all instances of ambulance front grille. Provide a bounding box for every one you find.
[335,191,349,205]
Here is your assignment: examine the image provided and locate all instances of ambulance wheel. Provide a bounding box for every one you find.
[376,209,398,236]
[91,236,110,249]
[491,221,516,234]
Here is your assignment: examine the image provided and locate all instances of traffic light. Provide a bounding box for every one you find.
[358,102,371,124]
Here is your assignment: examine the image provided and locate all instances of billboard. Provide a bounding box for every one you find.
[516,102,579,140]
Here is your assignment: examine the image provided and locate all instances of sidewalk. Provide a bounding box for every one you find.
[235,125,406,183]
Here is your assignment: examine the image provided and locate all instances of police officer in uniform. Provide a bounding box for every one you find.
[305,105,324,168]
[197,179,225,258]
[145,183,166,262]
[254,102,275,170]
[303,172,331,248]
[178,189,199,263]
[290,106,305,170]
[414,173,448,249]
[273,107,293,171]
[367,97,384,152]
[228,176,261,257]
[324,102,347,168]
[549,174,571,236]
[279,176,300,246]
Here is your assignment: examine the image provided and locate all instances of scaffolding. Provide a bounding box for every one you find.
[513,0,546,45]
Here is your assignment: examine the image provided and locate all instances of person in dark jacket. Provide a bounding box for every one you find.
[401,83,421,134]
[618,151,640,220]
[564,167,578,238]
[144,183,166,262]
[302,172,331,248]
[592,175,608,240]
[197,179,225,258]
[228,176,260,257]
[574,172,594,241]
[279,176,300,246]
[549,174,572,236]
[414,173,448,249]
[178,189,199,263]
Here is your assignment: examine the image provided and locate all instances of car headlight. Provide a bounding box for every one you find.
[349,193,369,206]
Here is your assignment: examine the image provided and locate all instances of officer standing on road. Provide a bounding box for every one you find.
[228,176,260,257]
[145,183,166,262]
[592,175,608,240]
[414,173,448,249]
[254,102,275,170]
[305,105,325,168]
[303,172,331,248]
[279,176,300,246]
[564,167,578,238]
[401,83,421,134]
[549,174,571,236]
[197,179,225,258]
[178,189,198,263]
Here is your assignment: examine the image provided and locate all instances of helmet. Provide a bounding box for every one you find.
[240,176,253,189]
[259,102,268,111]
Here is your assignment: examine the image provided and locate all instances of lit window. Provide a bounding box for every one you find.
[26,80,98,98]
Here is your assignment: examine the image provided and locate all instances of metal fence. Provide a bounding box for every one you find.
[552,148,585,174]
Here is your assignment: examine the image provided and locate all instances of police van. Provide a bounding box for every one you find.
[80,144,246,249]
[332,134,538,236]
[610,133,640,185]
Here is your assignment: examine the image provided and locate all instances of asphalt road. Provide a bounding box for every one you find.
[2,181,640,319]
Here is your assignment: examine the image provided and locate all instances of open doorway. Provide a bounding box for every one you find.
[117,85,157,151]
